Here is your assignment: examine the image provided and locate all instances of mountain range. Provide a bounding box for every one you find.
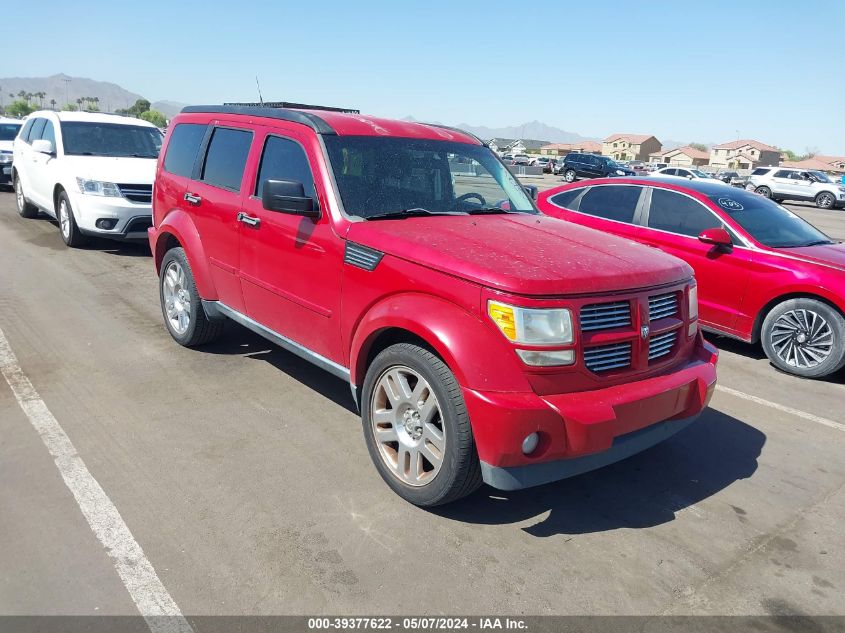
[2,74,690,149]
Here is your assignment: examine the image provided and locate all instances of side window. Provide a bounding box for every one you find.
[20,119,35,143]
[548,188,584,209]
[28,118,47,142]
[255,136,316,198]
[663,168,677,175]
[41,120,56,147]
[578,185,642,223]
[647,189,721,237]
[163,123,207,178]
[201,127,253,191]
[751,168,771,176]
[677,169,691,177]
[774,170,791,178]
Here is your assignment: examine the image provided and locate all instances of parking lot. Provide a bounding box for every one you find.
[1,186,844,620]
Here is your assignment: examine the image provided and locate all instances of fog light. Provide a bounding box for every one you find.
[515,349,574,366]
[522,432,539,455]
[96,218,118,230]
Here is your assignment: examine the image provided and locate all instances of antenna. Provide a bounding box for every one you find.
[255,76,264,106]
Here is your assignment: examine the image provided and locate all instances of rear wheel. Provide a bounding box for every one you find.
[159,247,224,347]
[815,192,836,210]
[755,186,772,198]
[56,191,88,247]
[564,169,577,183]
[761,298,845,378]
[14,174,38,218]
[361,343,482,506]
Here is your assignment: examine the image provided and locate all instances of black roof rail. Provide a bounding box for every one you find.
[180,104,344,135]
[224,101,359,114]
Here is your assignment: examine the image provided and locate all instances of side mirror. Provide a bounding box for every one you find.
[698,227,732,248]
[686,174,694,180]
[261,179,320,218]
[32,139,55,155]
[522,184,538,200]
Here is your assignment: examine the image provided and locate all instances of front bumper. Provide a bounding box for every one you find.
[464,339,718,491]
[71,191,152,241]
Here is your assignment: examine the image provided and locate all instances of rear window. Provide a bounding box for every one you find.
[548,188,583,209]
[577,185,641,223]
[163,123,207,178]
[201,127,253,191]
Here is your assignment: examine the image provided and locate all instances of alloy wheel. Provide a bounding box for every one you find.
[162,261,192,335]
[15,178,24,211]
[370,366,445,487]
[817,193,834,209]
[770,309,834,369]
[59,199,71,238]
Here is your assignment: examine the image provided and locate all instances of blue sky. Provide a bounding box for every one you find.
[4,0,843,153]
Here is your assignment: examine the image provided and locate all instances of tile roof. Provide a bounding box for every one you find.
[540,141,602,152]
[713,139,779,152]
[603,133,655,144]
[649,145,710,160]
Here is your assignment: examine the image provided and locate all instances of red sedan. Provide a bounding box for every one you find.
[538,177,845,378]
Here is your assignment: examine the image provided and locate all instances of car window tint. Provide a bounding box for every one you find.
[548,188,583,209]
[41,120,56,147]
[677,170,691,177]
[255,136,316,198]
[29,118,46,141]
[163,123,207,178]
[20,119,35,143]
[647,189,721,237]
[578,185,641,223]
[201,127,252,191]
[774,170,791,178]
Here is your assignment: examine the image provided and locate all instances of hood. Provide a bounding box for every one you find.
[0,141,13,153]
[346,214,692,296]
[781,242,845,272]
[60,155,156,184]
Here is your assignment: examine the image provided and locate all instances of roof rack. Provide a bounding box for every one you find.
[223,101,359,114]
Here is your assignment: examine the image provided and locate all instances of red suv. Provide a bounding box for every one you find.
[149,105,717,506]
[539,178,845,378]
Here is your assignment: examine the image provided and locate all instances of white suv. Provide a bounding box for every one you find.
[13,111,163,247]
[746,166,845,210]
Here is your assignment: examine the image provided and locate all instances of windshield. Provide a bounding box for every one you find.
[808,171,832,183]
[60,122,163,158]
[0,122,22,142]
[708,190,833,248]
[324,136,538,219]
[691,170,711,178]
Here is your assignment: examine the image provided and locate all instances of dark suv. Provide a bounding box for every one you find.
[560,153,635,182]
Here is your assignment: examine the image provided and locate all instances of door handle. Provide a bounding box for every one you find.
[237,212,261,227]
[184,192,202,205]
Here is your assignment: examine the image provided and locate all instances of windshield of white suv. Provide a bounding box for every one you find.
[808,171,832,183]
[324,136,538,219]
[708,190,833,248]
[60,122,163,158]
[0,123,22,141]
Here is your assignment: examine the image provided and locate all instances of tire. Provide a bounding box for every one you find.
[361,343,482,507]
[755,186,772,199]
[760,298,845,378]
[815,192,836,210]
[159,247,224,347]
[14,173,38,218]
[564,169,577,183]
[56,190,88,247]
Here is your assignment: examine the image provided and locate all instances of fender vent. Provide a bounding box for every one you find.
[345,242,383,271]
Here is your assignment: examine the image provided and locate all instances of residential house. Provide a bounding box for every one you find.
[781,157,845,175]
[709,140,780,170]
[488,138,551,155]
[602,134,662,162]
[648,145,710,167]
[815,155,845,173]
[539,141,602,156]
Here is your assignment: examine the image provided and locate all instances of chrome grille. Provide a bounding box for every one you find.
[583,342,632,372]
[580,301,631,332]
[117,183,152,204]
[649,330,677,361]
[649,293,678,321]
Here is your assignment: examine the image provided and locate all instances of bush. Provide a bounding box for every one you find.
[7,100,36,117]
[139,109,167,128]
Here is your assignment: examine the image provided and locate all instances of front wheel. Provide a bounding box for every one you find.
[56,191,88,247]
[361,343,482,506]
[159,247,224,347]
[755,186,772,199]
[563,169,577,183]
[761,298,845,378]
[815,192,836,210]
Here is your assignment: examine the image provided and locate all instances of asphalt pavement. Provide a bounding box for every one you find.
[1,190,843,620]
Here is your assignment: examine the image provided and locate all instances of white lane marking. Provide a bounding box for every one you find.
[716,385,845,433]
[0,327,193,633]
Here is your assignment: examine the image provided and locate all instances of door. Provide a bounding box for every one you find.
[639,187,752,333]
[19,117,51,209]
[237,128,344,364]
[188,124,253,312]
[30,119,60,210]
[770,170,796,197]
[792,172,817,200]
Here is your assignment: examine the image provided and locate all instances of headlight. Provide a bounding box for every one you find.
[615,170,625,175]
[688,284,699,337]
[488,301,573,344]
[838,187,845,192]
[76,178,122,197]
[0,153,12,164]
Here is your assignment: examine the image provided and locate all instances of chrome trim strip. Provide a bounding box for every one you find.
[212,301,351,382]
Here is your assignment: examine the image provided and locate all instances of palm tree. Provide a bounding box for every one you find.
[93,96,100,110]
[76,98,83,110]
[50,99,56,110]
[17,90,26,102]
[37,92,46,107]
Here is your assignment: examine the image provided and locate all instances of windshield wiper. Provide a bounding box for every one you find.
[466,207,525,215]
[365,208,467,221]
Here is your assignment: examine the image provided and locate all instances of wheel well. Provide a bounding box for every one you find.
[752,293,844,343]
[362,328,445,375]
[53,184,65,211]
[155,232,182,270]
